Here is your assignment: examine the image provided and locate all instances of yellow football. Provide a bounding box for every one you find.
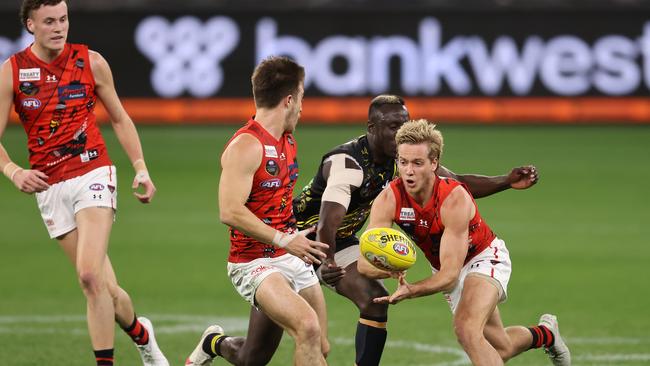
[359,227,417,272]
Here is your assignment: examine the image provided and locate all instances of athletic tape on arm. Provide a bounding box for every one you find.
[322,154,363,210]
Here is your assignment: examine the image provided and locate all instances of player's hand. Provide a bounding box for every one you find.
[318,258,346,286]
[284,229,328,265]
[132,170,156,203]
[12,169,49,194]
[508,165,539,190]
[373,273,413,305]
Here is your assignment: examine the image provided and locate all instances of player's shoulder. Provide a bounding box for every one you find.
[441,184,472,210]
[224,132,263,156]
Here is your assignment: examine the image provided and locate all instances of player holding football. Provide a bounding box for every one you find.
[0,1,168,365]
[362,119,571,366]
[185,56,329,366]
[293,94,539,366]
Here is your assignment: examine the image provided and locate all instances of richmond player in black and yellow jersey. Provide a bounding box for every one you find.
[293,95,539,366]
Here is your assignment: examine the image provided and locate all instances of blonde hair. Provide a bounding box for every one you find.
[395,119,444,161]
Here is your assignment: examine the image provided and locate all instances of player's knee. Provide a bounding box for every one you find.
[355,288,389,317]
[453,318,481,348]
[294,316,321,344]
[77,270,104,296]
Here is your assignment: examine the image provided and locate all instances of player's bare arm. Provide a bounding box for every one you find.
[374,186,471,305]
[438,164,538,198]
[317,153,364,285]
[90,50,155,203]
[358,186,398,279]
[219,134,328,264]
[0,60,49,193]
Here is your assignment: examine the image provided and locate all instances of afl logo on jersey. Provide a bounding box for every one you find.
[265,160,279,176]
[22,98,41,110]
[260,178,281,189]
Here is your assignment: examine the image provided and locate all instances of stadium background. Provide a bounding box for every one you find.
[1,0,649,365]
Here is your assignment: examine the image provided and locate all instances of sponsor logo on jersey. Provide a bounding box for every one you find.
[19,82,39,96]
[19,68,40,81]
[264,145,278,158]
[260,178,282,189]
[80,149,99,163]
[46,75,57,83]
[58,84,87,101]
[393,242,410,256]
[265,159,279,176]
[399,207,416,221]
[89,183,105,191]
[21,98,41,110]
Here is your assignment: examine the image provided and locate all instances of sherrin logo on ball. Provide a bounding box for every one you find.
[360,227,416,272]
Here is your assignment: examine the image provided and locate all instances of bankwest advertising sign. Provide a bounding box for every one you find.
[0,11,648,122]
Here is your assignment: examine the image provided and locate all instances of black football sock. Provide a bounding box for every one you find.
[528,325,555,349]
[202,333,227,358]
[355,314,388,366]
[94,348,114,366]
[121,315,150,346]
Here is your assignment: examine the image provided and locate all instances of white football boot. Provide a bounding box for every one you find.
[539,314,571,366]
[136,317,170,366]
[185,325,225,366]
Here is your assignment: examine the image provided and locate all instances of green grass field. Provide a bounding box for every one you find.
[1,124,649,366]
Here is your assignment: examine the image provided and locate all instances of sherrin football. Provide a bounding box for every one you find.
[360,227,416,272]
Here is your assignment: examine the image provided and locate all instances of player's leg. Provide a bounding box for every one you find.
[482,299,570,365]
[482,306,533,361]
[453,274,503,366]
[334,260,389,366]
[255,273,326,366]
[299,282,330,358]
[58,207,115,363]
[198,306,283,365]
[103,257,169,365]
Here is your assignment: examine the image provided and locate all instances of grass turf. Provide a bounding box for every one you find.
[1,124,649,365]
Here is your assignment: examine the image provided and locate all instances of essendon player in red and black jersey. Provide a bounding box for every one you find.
[361,119,571,366]
[0,1,167,365]
[390,176,496,270]
[11,43,111,184]
[185,57,329,366]
[226,119,300,262]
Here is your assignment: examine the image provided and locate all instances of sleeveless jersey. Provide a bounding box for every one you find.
[390,177,496,270]
[294,135,396,244]
[226,119,299,263]
[11,43,111,184]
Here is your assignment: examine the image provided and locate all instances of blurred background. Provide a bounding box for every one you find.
[1,1,649,365]
[1,0,650,123]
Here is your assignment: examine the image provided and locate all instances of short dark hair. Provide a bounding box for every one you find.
[251,56,305,109]
[368,94,406,120]
[20,0,66,33]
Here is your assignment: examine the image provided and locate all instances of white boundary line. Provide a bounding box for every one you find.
[1,314,650,365]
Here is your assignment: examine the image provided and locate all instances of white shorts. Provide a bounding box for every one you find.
[434,237,512,313]
[227,253,319,306]
[35,165,117,239]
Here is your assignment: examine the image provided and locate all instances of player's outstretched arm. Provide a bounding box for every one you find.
[219,134,328,265]
[438,165,539,199]
[90,50,155,203]
[317,153,364,285]
[358,187,397,280]
[374,186,471,305]
[0,60,49,193]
